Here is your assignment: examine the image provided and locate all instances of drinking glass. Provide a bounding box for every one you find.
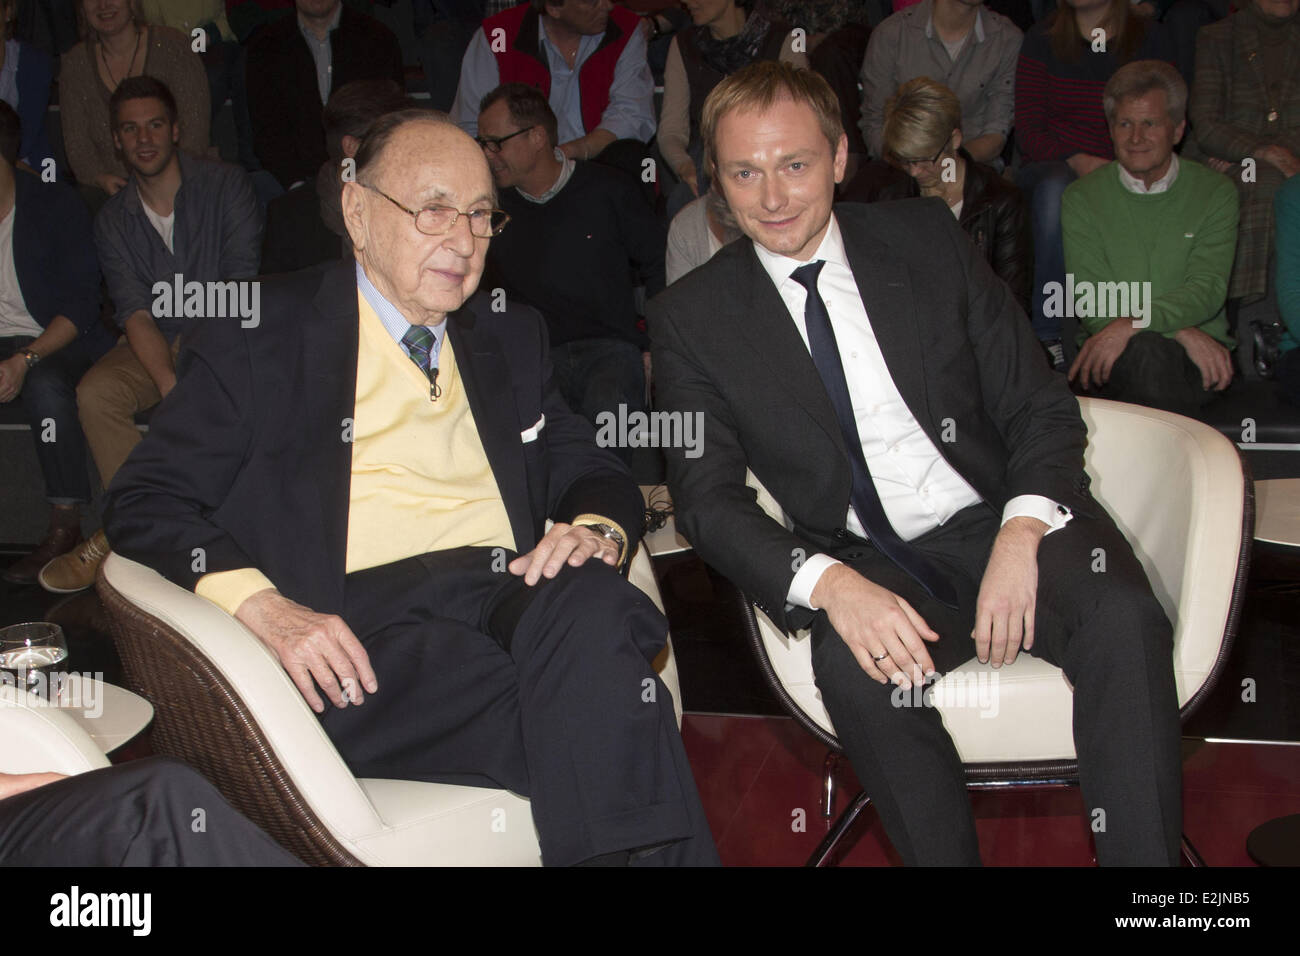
[0,622,69,701]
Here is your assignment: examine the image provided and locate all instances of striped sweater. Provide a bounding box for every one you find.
[1015,18,1175,163]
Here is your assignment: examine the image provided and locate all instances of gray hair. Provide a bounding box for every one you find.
[1103,60,1187,126]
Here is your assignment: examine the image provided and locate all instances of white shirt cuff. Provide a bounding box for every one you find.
[786,553,842,611]
[1002,494,1072,535]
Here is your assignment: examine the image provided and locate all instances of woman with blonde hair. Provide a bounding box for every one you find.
[859,76,1031,315]
[59,0,209,203]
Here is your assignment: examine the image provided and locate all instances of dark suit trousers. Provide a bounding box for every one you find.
[0,757,303,866]
[809,503,1183,865]
[318,548,719,867]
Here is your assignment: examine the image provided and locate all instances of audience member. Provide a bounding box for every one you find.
[1152,0,1222,86]
[0,758,303,866]
[477,83,664,444]
[651,61,1182,867]
[139,0,256,170]
[0,102,113,585]
[1063,60,1237,415]
[261,78,411,275]
[246,0,404,191]
[766,1,874,183]
[1273,174,1300,405]
[759,0,866,34]
[59,0,210,206]
[38,77,262,594]
[859,0,1020,165]
[850,76,1031,314]
[418,0,490,112]
[11,0,81,57]
[103,109,719,867]
[658,0,804,211]
[1190,0,1299,345]
[1015,0,1173,365]
[666,185,742,283]
[226,0,297,44]
[0,0,56,170]
[452,0,656,165]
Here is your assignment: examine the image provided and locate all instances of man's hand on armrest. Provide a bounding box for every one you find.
[810,563,940,689]
[232,589,378,714]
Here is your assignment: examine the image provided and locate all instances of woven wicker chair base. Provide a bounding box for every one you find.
[96,565,362,866]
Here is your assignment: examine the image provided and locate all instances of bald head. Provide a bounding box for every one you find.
[342,114,497,327]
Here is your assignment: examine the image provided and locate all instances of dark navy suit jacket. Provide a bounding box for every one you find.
[104,259,644,617]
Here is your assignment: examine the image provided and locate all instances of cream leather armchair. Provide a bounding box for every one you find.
[738,397,1253,865]
[0,684,111,777]
[96,544,681,866]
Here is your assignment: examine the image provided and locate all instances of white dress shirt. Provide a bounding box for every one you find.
[751,215,1071,610]
[1118,153,1179,195]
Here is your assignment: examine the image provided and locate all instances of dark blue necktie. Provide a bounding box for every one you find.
[790,260,958,609]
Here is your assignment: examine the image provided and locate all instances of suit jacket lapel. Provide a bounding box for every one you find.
[304,262,360,604]
[447,306,534,551]
[731,241,845,454]
[839,223,937,442]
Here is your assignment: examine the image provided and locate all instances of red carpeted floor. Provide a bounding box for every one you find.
[680,714,1300,866]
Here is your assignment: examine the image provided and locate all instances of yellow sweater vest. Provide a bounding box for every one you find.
[196,292,515,613]
[346,292,516,571]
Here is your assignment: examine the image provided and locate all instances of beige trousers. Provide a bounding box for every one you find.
[76,338,181,487]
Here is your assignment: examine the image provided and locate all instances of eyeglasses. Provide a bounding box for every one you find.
[892,131,954,169]
[360,183,510,238]
[475,126,535,154]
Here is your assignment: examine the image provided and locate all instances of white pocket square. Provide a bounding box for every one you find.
[521,414,546,443]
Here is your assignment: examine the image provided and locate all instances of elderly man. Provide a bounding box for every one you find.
[451,0,656,163]
[1064,60,1239,416]
[651,62,1181,865]
[104,110,718,867]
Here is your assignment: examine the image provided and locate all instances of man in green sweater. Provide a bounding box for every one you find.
[1063,60,1239,417]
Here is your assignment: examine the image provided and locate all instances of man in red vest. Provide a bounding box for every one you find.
[452,0,655,163]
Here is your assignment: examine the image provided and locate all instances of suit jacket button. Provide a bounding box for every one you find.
[833,527,848,540]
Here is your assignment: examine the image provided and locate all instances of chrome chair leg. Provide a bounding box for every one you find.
[822,751,839,819]
[1181,833,1206,867]
[807,789,873,867]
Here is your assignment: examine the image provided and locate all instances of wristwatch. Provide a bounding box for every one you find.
[21,350,40,369]
[586,522,626,556]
